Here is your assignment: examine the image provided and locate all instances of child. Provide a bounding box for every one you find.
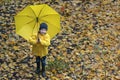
[29,23,50,77]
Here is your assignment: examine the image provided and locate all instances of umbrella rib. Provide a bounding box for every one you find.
[30,7,37,18]
[16,15,34,19]
[26,19,35,24]
[39,15,49,19]
[38,5,46,17]
[26,15,34,19]
[32,21,37,34]
[39,14,59,19]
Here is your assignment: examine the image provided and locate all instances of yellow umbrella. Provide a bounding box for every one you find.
[15,4,60,40]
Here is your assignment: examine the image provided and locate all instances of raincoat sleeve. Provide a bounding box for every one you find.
[40,35,50,47]
[28,35,37,45]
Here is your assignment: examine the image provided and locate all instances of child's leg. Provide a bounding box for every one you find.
[36,56,40,74]
[41,56,46,77]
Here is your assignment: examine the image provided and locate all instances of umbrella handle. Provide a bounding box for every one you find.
[37,33,40,43]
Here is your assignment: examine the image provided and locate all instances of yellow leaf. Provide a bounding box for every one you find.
[56,74,65,79]
[28,74,33,77]
[88,24,93,30]
[13,46,19,50]
[1,63,8,69]
[8,52,15,58]
[102,0,111,5]
[116,62,120,68]
[84,50,89,53]
[65,76,71,79]
[95,55,100,61]
[61,16,65,21]
[57,45,63,49]
[91,34,97,41]
[75,52,80,56]
[57,56,62,60]
[9,63,15,69]
[9,40,15,45]
[51,76,59,80]
[104,41,110,46]
[70,67,75,72]
[22,64,28,69]
[52,69,57,74]
[80,50,85,54]
[65,59,69,63]
[116,50,120,54]
[115,75,120,79]
[113,31,118,37]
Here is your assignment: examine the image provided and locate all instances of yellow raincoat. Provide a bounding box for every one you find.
[29,33,50,58]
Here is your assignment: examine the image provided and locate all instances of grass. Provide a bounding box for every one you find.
[46,58,69,73]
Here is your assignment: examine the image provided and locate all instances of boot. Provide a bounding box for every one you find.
[42,65,46,77]
[35,62,40,74]
[35,56,40,74]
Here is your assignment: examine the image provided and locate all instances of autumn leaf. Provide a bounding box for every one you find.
[13,46,19,50]
[116,50,120,54]
[80,50,85,54]
[88,23,93,30]
[51,76,59,80]
[102,0,111,5]
[103,40,111,46]
[70,67,75,72]
[115,75,120,80]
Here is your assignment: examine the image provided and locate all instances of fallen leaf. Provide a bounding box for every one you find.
[114,75,120,80]
[88,23,93,30]
[51,76,59,80]
[70,67,75,72]
[52,69,57,74]
[13,46,19,50]
[116,50,120,54]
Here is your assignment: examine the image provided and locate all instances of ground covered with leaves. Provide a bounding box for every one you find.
[0,0,120,80]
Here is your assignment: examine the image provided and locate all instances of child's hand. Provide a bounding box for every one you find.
[28,35,37,44]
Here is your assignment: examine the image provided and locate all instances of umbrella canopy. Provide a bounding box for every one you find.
[15,4,60,40]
